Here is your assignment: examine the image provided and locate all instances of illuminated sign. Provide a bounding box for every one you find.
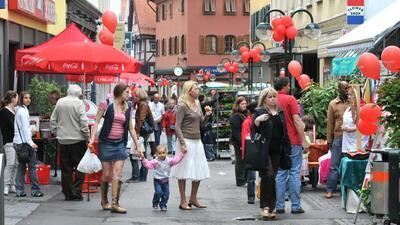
[8,0,56,24]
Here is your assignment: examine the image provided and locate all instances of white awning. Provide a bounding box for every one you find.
[327,0,400,54]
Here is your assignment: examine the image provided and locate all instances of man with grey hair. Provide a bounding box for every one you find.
[50,84,89,201]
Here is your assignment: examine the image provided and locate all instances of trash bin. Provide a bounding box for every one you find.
[371,149,400,224]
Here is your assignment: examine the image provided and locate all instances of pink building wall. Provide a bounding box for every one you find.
[153,0,249,71]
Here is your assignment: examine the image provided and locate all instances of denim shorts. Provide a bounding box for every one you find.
[98,139,127,162]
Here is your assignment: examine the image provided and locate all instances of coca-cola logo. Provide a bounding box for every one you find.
[63,63,79,70]
[105,64,120,71]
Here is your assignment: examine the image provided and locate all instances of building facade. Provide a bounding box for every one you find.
[131,0,156,77]
[66,0,101,40]
[0,0,66,94]
[150,0,250,90]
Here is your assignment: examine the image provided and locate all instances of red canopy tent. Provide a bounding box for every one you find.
[16,23,92,73]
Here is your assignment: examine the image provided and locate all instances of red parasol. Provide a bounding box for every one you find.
[119,72,155,86]
[29,40,142,75]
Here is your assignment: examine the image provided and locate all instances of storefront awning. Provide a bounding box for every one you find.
[327,0,400,55]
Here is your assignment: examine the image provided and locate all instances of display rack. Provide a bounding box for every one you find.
[213,90,237,159]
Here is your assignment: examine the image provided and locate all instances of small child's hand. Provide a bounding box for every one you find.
[181,146,187,154]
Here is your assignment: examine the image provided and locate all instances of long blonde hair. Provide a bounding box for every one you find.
[178,80,199,106]
[258,87,278,109]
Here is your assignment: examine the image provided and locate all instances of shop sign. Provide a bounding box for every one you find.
[347,0,364,25]
[8,0,56,24]
[125,32,133,49]
[201,66,225,75]
[0,0,6,9]
[113,23,125,50]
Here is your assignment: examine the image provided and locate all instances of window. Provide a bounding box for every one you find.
[174,36,179,54]
[162,4,166,20]
[162,39,166,56]
[178,0,184,14]
[251,6,270,41]
[181,35,186,54]
[169,37,173,55]
[224,0,237,14]
[206,35,217,54]
[150,40,156,52]
[243,0,250,14]
[156,40,159,56]
[169,3,173,19]
[203,0,216,15]
[156,5,160,22]
[224,35,235,53]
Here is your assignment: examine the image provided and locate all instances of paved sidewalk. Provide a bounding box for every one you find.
[5,160,374,225]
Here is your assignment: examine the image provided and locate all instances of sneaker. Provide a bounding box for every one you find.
[276,209,285,214]
[160,207,167,212]
[247,197,255,204]
[126,178,140,183]
[291,208,305,214]
[31,192,44,197]
[153,203,159,209]
[16,193,27,197]
[260,207,270,217]
[4,186,9,196]
[9,186,16,193]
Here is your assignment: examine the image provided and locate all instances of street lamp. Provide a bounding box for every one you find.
[230,41,270,99]
[196,69,214,90]
[255,8,321,75]
[216,58,238,86]
[173,56,187,95]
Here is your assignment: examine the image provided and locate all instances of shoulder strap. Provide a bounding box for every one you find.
[102,99,111,118]
[15,108,27,143]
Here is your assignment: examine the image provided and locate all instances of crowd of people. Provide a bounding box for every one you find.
[0,77,358,219]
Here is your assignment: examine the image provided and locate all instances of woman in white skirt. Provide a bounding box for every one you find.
[171,81,211,210]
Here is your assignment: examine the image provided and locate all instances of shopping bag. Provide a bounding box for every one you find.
[77,149,102,174]
[244,133,268,170]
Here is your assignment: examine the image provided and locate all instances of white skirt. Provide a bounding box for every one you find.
[170,138,210,181]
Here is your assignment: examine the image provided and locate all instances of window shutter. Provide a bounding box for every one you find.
[231,0,236,12]
[199,35,206,54]
[225,0,230,12]
[175,37,179,55]
[217,36,225,54]
[211,0,216,12]
[204,0,209,12]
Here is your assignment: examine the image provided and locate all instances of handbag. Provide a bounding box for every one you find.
[15,114,32,163]
[244,133,268,171]
[140,120,154,137]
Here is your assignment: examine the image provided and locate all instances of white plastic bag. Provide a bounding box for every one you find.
[77,149,102,174]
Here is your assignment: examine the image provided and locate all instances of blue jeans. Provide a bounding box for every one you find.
[167,135,176,154]
[326,137,343,193]
[15,147,41,194]
[154,123,162,146]
[204,144,215,160]
[275,144,303,211]
[152,178,170,208]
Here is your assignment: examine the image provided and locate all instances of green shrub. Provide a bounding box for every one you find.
[29,77,61,116]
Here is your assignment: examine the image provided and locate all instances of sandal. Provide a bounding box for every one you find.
[31,192,44,197]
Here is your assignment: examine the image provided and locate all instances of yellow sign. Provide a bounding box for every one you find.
[113,23,125,49]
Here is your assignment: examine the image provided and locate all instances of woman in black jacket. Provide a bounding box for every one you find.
[230,96,248,186]
[253,87,291,220]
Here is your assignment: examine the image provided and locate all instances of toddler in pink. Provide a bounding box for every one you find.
[141,145,186,211]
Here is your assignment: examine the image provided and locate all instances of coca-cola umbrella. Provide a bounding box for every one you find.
[119,72,155,86]
[30,40,142,75]
[65,74,117,84]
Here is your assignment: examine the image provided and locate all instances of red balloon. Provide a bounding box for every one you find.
[254,47,262,54]
[233,62,239,69]
[357,119,378,136]
[271,17,282,29]
[272,32,285,42]
[281,16,294,28]
[240,46,250,53]
[285,26,298,39]
[224,62,231,71]
[299,74,311,90]
[253,54,261,63]
[99,28,114,46]
[288,60,302,78]
[381,45,400,72]
[357,53,380,80]
[241,51,250,63]
[360,103,382,123]
[102,10,118,33]
[275,25,286,36]
[249,49,259,58]
[229,65,236,73]
[204,74,210,81]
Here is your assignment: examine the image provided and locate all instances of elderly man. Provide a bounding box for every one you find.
[50,85,89,201]
[325,81,353,198]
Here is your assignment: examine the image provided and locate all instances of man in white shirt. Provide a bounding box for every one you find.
[149,94,165,149]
